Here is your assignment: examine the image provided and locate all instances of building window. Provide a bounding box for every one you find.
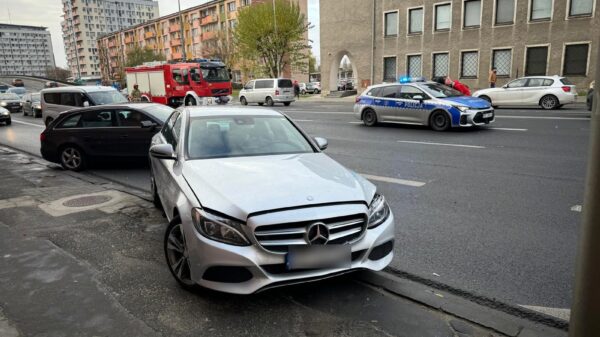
[407,55,422,77]
[492,49,512,76]
[569,0,593,16]
[460,51,478,78]
[530,0,553,21]
[384,12,398,36]
[383,57,397,82]
[525,46,548,75]
[227,2,236,12]
[433,53,449,77]
[408,8,424,34]
[563,44,589,76]
[495,0,515,24]
[435,3,452,31]
[464,0,481,28]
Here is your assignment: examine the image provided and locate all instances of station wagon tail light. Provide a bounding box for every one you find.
[561,86,571,93]
[275,90,280,96]
[40,133,46,142]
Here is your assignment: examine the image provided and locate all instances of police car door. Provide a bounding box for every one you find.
[397,85,427,123]
[379,85,409,122]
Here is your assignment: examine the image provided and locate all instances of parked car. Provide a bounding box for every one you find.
[355,79,493,131]
[41,86,129,126]
[0,107,11,125]
[0,85,8,93]
[40,103,174,171]
[149,106,395,293]
[299,82,307,95]
[472,76,577,110]
[587,81,595,111]
[45,81,59,88]
[12,78,24,87]
[22,93,42,118]
[0,93,23,113]
[239,78,295,106]
[6,87,27,98]
[306,82,321,94]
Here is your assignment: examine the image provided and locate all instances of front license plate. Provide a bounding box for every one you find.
[286,245,351,270]
[483,112,493,119]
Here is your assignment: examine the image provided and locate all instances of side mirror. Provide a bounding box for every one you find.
[141,120,158,129]
[150,144,176,160]
[314,137,328,151]
[83,101,90,107]
[413,95,424,102]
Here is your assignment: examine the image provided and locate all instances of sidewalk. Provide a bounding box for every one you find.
[0,146,567,337]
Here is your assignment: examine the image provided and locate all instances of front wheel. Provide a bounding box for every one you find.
[429,110,451,131]
[480,95,492,104]
[540,95,559,110]
[185,96,197,106]
[240,96,248,106]
[60,146,86,171]
[164,218,197,290]
[362,109,378,127]
[301,90,306,95]
[266,97,274,106]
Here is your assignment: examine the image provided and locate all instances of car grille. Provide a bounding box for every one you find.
[254,214,367,254]
[473,110,494,123]
[211,88,230,96]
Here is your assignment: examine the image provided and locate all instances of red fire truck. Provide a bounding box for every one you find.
[125,60,232,107]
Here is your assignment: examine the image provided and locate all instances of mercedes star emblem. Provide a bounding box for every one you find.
[305,222,329,245]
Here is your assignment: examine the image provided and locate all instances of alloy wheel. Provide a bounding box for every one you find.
[165,223,194,286]
[541,95,558,110]
[363,110,377,126]
[61,147,83,170]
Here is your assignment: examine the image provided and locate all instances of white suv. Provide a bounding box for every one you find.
[473,76,577,110]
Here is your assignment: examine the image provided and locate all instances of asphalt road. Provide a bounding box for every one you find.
[0,98,589,314]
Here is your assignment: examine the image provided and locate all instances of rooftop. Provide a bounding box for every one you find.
[0,23,48,31]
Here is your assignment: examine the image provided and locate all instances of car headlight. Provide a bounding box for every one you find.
[453,105,469,113]
[19,102,22,106]
[191,208,250,246]
[1,111,8,116]
[0,102,6,107]
[34,104,41,109]
[368,193,390,229]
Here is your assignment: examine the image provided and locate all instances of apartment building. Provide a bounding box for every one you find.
[61,0,159,78]
[321,0,599,93]
[0,24,55,76]
[97,0,308,83]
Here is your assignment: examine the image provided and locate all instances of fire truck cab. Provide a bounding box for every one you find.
[125,60,232,107]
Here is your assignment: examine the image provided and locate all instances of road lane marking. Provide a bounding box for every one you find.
[360,173,426,187]
[490,127,528,131]
[11,120,44,128]
[349,122,363,124]
[496,116,589,121]
[397,140,485,149]
[571,205,582,212]
[519,305,570,321]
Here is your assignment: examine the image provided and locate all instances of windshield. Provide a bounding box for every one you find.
[187,116,315,159]
[31,94,41,102]
[200,67,230,82]
[87,90,128,105]
[8,88,26,94]
[278,79,293,88]
[421,83,464,98]
[141,104,174,123]
[0,93,20,100]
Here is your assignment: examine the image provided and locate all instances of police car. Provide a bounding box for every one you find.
[354,78,494,131]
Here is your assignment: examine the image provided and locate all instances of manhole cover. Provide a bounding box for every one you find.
[62,195,112,208]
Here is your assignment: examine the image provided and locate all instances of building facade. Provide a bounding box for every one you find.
[97,0,309,83]
[320,0,599,93]
[0,24,55,76]
[61,0,159,79]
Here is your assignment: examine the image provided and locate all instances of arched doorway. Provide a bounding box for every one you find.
[329,50,358,92]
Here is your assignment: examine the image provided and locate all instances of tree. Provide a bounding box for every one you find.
[125,45,166,67]
[45,67,71,82]
[204,30,237,70]
[234,0,309,78]
[308,49,318,74]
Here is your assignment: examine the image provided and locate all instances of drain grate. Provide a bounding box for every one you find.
[62,195,112,208]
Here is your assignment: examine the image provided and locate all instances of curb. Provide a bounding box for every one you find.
[357,270,568,337]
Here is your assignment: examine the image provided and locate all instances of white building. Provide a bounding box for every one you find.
[0,24,56,76]
[61,0,159,78]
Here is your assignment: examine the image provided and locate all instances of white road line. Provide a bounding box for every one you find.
[348,121,363,124]
[519,305,570,321]
[496,116,589,121]
[360,173,426,187]
[11,120,44,128]
[571,205,582,212]
[490,127,528,132]
[397,140,485,149]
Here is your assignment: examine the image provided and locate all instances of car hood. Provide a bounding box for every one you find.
[439,96,491,109]
[0,99,21,104]
[182,153,375,220]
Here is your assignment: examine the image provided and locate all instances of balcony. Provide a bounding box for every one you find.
[145,31,155,39]
[124,36,133,44]
[109,50,118,57]
[170,38,181,46]
[202,31,216,41]
[201,14,218,25]
[193,35,202,44]
[108,40,115,48]
[172,52,183,60]
[193,20,201,29]
[169,24,181,33]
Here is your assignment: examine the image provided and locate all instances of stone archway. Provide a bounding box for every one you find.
[329,50,358,92]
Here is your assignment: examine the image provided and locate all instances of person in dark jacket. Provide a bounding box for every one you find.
[293,81,300,99]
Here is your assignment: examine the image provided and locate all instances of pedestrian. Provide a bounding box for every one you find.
[293,81,300,99]
[489,68,497,88]
[130,84,141,102]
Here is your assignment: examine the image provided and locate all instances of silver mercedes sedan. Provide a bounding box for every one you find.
[149,106,395,294]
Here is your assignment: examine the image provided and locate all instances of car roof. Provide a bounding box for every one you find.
[251,78,291,81]
[185,106,283,118]
[40,86,117,94]
[57,103,165,116]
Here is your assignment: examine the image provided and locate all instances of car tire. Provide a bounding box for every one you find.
[59,145,86,171]
[185,96,197,106]
[362,109,378,127]
[240,97,248,106]
[301,90,306,95]
[429,110,451,132]
[22,109,27,117]
[164,217,198,290]
[141,96,150,102]
[284,102,291,106]
[480,95,492,105]
[5,119,11,126]
[266,97,274,106]
[45,117,54,127]
[35,111,42,118]
[540,95,559,110]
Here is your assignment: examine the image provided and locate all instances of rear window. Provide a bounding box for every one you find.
[543,79,554,86]
[278,79,293,88]
[560,78,574,85]
[56,114,82,129]
[365,87,383,97]
[141,105,174,123]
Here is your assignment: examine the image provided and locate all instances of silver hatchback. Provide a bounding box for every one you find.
[149,107,395,294]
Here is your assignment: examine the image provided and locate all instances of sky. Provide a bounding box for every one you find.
[0,0,320,69]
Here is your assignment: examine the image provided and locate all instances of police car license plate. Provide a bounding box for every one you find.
[483,112,493,119]
[286,245,351,270]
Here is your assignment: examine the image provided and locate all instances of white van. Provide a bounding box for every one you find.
[239,78,295,106]
[41,86,128,126]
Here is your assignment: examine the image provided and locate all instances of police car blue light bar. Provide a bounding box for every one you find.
[399,76,426,84]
